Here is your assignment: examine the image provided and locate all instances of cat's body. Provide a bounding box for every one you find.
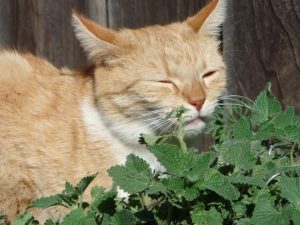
[0,0,227,222]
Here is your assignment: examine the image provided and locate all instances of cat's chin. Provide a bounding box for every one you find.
[183,117,206,137]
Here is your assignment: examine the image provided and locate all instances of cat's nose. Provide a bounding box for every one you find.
[189,98,205,111]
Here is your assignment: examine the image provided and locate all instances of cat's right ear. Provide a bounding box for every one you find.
[72,12,119,62]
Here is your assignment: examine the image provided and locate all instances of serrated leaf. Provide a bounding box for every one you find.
[229,173,266,188]
[75,173,98,195]
[255,123,275,140]
[44,220,55,225]
[285,126,300,144]
[139,134,161,146]
[162,178,185,195]
[101,210,137,225]
[64,181,77,197]
[114,210,137,225]
[61,208,94,225]
[147,181,167,195]
[29,195,63,209]
[148,144,192,176]
[15,211,38,225]
[252,83,281,124]
[232,202,247,218]
[233,117,253,140]
[108,154,152,194]
[191,206,223,225]
[91,190,116,211]
[234,218,251,225]
[201,171,239,201]
[90,186,107,208]
[280,176,300,210]
[272,107,295,129]
[182,186,199,201]
[187,152,215,182]
[219,140,256,172]
[251,199,288,225]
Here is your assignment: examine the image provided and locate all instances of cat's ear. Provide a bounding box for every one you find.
[186,0,226,35]
[72,12,119,62]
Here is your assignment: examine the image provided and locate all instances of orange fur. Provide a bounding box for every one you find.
[0,0,227,223]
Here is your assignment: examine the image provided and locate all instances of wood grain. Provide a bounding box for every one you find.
[224,0,300,112]
[106,0,210,29]
[0,0,107,69]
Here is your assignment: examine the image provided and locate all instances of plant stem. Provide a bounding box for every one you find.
[177,117,187,152]
[79,194,83,208]
[147,196,165,211]
[138,192,146,210]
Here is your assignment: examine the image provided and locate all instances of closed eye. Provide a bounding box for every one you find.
[158,80,178,90]
[202,71,216,78]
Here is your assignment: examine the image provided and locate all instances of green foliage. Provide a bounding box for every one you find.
[0,214,7,225]
[10,83,300,225]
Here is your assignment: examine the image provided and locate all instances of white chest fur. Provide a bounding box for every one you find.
[80,97,164,172]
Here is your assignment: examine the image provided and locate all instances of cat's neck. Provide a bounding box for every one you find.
[80,95,164,171]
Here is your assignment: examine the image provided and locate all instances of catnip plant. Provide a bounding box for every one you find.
[2,83,300,225]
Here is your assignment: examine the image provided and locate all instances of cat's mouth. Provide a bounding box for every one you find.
[184,115,205,126]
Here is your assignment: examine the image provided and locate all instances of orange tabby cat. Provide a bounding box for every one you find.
[0,0,226,222]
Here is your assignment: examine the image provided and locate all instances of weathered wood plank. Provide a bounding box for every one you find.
[107,0,209,29]
[0,0,14,48]
[85,0,107,26]
[224,0,300,112]
[0,0,107,69]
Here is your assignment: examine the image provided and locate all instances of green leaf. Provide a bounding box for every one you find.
[148,144,192,176]
[187,152,215,182]
[234,218,251,225]
[44,219,56,225]
[15,211,38,225]
[61,208,95,225]
[147,180,167,195]
[219,140,256,172]
[285,126,300,144]
[64,181,77,197]
[251,199,288,225]
[182,185,199,201]
[255,123,275,140]
[139,134,162,146]
[280,176,300,210]
[101,210,137,225]
[0,214,7,225]
[108,154,153,194]
[191,206,223,225]
[162,178,185,195]
[232,202,247,218]
[75,173,98,195]
[252,83,281,124]
[229,173,266,188]
[91,189,116,211]
[201,171,240,201]
[29,195,63,209]
[272,107,295,129]
[233,117,253,140]
[114,210,137,225]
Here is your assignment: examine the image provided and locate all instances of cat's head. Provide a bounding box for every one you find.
[73,0,227,146]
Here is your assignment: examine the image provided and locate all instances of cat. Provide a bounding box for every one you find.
[0,0,227,223]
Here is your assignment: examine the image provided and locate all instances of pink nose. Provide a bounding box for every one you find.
[189,98,205,111]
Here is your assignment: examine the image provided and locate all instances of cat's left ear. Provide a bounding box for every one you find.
[72,11,120,62]
[186,0,226,35]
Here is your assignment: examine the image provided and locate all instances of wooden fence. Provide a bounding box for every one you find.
[0,0,299,149]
